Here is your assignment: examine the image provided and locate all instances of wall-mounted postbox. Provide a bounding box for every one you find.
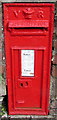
[3,3,54,115]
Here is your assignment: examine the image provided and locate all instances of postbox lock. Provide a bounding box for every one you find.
[19,82,28,88]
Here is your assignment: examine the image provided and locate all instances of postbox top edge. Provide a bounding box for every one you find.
[3,3,54,7]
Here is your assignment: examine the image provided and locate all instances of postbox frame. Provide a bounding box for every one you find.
[3,3,54,115]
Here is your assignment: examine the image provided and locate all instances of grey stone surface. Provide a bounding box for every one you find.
[1,115,56,120]
[7,115,55,118]
[0,0,57,2]
[0,2,6,96]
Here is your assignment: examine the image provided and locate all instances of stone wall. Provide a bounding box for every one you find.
[0,0,57,119]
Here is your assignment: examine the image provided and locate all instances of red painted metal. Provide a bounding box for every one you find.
[3,3,54,115]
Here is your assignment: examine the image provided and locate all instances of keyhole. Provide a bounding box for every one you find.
[20,83,23,87]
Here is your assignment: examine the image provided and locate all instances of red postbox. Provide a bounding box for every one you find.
[3,3,54,115]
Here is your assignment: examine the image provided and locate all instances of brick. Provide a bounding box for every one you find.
[0,6,2,13]
[50,77,55,100]
[0,65,2,74]
[0,29,2,36]
[55,109,57,115]
[53,53,57,64]
[0,13,2,21]
[0,40,2,49]
[54,40,57,50]
[0,8,2,13]
[55,78,57,97]
[55,2,57,10]
[0,14,2,21]
[0,37,4,41]
[0,23,2,29]
[0,34,4,40]
[0,50,2,62]
[55,27,57,36]
[2,65,6,75]
[50,100,56,109]
[52,40,54,50]
[0,64,6,78]
[50,109,56,116]
[2,56,6,65]
[52,65,57,78]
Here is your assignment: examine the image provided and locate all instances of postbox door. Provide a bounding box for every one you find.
[10,30,48,109]
[12,49,42,108]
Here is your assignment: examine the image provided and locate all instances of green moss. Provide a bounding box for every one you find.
[0,104,6,116]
